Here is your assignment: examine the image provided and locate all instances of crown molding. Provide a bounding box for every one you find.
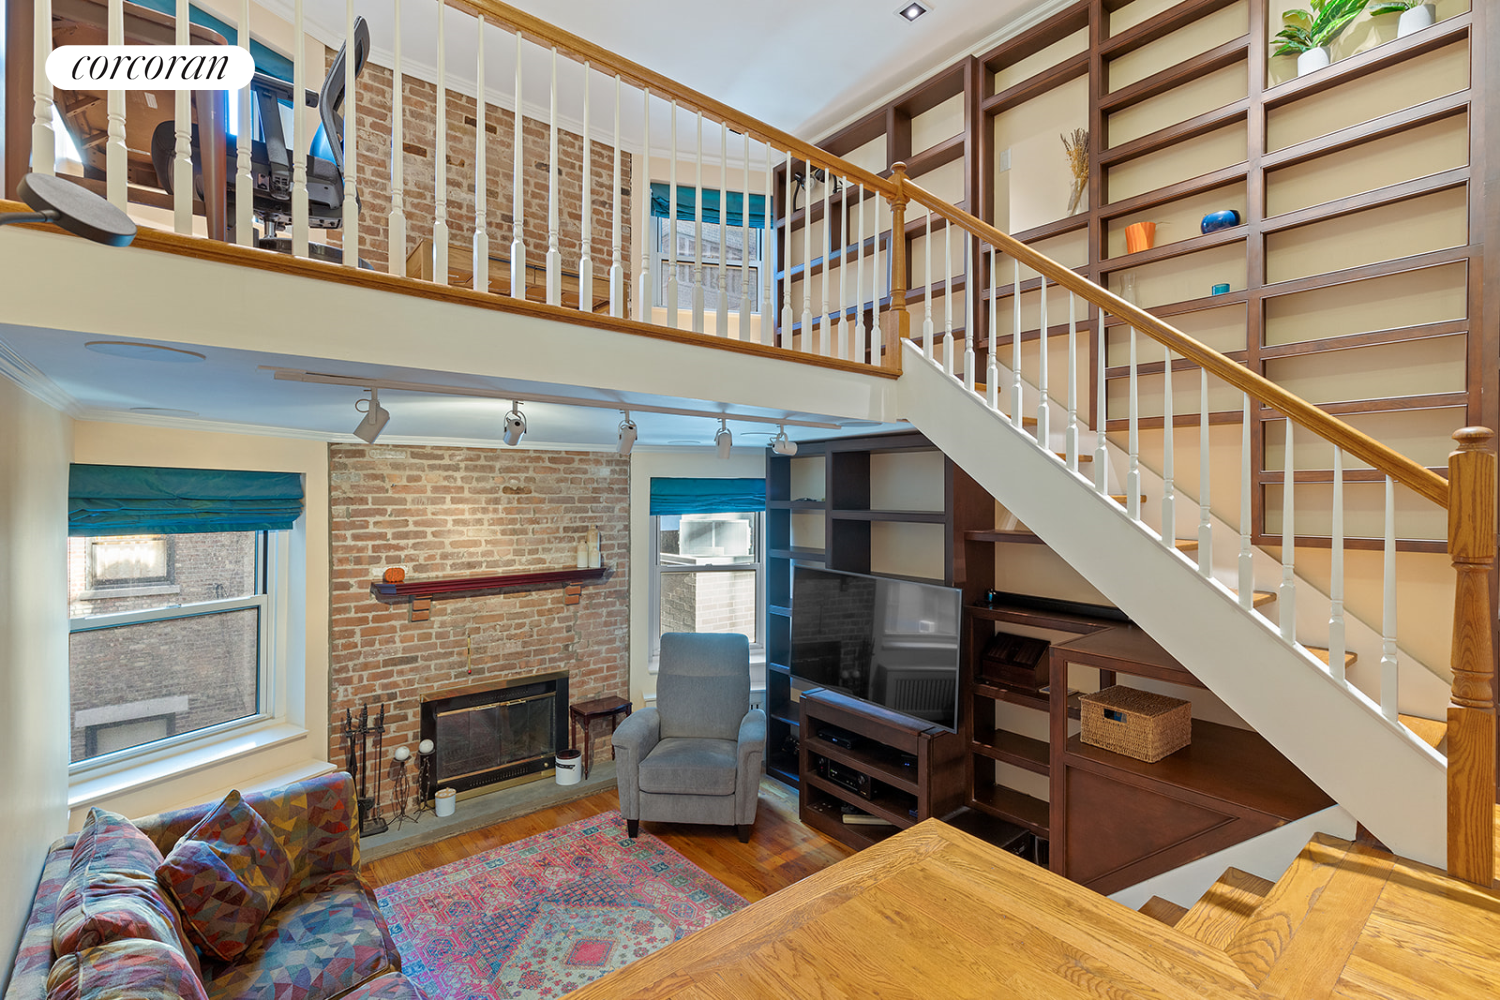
[0,337,83,416]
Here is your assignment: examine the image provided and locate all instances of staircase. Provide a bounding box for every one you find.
[1132,813,1500,998]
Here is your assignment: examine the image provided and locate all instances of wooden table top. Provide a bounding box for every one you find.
[565,818,1260,999]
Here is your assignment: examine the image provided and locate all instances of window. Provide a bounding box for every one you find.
[652,217,764,313]
[650,511,764,663]
[67,531,275,767]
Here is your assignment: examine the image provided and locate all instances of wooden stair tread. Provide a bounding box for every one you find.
[1174,539,1199,552]
[1236,590,1276,609]
[1139,895,1190,927]
[1307,646,1358,668]
[1398,714,1447,751]
[1109,494,1148,503]
[1176,867,1276,951]
[1056,452,1094,462]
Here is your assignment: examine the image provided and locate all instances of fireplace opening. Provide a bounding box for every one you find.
[420,671,568,795]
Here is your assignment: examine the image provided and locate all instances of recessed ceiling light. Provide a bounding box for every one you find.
[85,341,206,363]
[129,407,199,417]
[897,2,929,22]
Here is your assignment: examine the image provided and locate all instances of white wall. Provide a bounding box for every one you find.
[627,446,766,705]
[0,380,72,994]
[66,422,331,827]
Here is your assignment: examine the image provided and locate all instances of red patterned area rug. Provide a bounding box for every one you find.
[374,810,746,999]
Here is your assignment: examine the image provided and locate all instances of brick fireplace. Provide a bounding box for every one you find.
[421,671,568,794]
[328,444,629,816]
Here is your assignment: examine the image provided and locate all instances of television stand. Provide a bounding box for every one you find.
[797,688,965,850]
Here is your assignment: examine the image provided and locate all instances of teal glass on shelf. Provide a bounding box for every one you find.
[1201,210,1241,234]
[1211,283,1231,296]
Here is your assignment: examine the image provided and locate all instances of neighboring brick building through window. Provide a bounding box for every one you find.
[652,512,762,659]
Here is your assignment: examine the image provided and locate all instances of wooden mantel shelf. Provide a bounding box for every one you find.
[369,565,611,604]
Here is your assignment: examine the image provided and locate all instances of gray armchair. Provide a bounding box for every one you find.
[613,632,766,843]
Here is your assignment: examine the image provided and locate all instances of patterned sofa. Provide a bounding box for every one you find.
[5,772,423,1000]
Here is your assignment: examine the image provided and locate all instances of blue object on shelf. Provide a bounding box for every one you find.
[1201,210,1241,234]
[1211,283,1231,296]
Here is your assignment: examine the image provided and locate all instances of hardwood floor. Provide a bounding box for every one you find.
[361,777,854,904]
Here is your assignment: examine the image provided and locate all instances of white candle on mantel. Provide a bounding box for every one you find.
[418,739,435,755]
[393,746,410,761]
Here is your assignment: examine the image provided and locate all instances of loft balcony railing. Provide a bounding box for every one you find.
[6,0,1495,884]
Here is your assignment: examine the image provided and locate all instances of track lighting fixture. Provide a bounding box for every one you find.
[715,419,733,459]
[502,402,527,447]
[353,389,390,444]
[617,411,637,455]
[771,426,798,456]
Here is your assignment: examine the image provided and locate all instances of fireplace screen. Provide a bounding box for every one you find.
[421,672,568,794]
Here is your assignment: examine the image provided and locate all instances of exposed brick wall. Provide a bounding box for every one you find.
[332,55,634,295]
[328,444,630,815]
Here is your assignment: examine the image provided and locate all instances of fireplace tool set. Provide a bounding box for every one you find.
[342,703,389,837]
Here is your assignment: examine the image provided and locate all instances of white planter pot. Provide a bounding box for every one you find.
[1297,47,1331,77]
[555,749,581,785]
[434,787,456,817]
[1397,4,1436,38]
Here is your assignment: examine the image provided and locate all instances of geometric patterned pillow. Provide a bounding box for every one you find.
[155,791,291,962]
[45,939,209,1000]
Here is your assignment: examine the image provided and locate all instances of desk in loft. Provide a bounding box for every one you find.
[405,238,614,312]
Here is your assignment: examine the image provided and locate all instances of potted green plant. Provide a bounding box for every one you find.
[1369,1,1436,38]
[1272,0,1371,77]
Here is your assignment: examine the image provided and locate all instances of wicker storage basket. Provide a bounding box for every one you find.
[1079,685,1191,763]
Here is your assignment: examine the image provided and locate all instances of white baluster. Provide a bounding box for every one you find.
[1126,325,1141,520]
[1066,292,1078,471]
[577,63,591,307]
[1162,348,1175,545]
[667,103,680,329]
[874,194,884,357]
[471,17,487,289]
[692,112,705,333]
[1012,258,1023,430]
[512,31,526,300]
[609,75,623,317]
[636,88,650,321]
[782,151,794,349]
[718,126,729,327]
[986,248,999,410]
[1198,368,1213,576]
[1239,393,1254,610]
[820,165,831,356]
[964,239,976,392]
[762,143,776,344]
[837,177,850,360]
[545,47,560,306]
[1095,308,1108,492]
[739,133,752,337]
[1037,276,1049,443]
[341,0,359,266]
[291,0,308,256]
[943,222,954,376]
[1280,421,1297,642]
[801,160,813,352]
[173,0,192,234]
[923,212,934,360]
[854,184,867,364]
[432,0,448,280]
[386,0,405,268]
[1328,447,1347,681]
[31,0,55,175]
[1380,475,1399,719]
[107,0,127,208]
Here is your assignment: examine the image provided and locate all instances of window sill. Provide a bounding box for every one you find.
[68,720,308,812]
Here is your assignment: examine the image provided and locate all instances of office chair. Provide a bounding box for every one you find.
[151,16,369,263]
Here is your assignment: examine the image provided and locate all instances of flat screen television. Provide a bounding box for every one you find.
[790,565,961,731]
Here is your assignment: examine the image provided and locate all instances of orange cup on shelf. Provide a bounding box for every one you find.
[1125,221,1156,254]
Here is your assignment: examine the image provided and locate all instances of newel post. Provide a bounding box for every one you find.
[1447,426,1496,886]
[883,162,911,373]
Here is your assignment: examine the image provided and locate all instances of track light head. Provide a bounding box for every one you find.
[502,402,527,447]
[617,412,637,455]
[353,389,390,444]
[715,419,733,460]
[771,426,798,456]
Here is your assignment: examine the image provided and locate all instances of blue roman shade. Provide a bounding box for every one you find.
[650,478,766,516]
[650,184,768,229]
[69,465,305,536]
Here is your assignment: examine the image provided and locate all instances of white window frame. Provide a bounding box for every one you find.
[67,530,288,777]
[648,512,766,671]
[651,215,763,314]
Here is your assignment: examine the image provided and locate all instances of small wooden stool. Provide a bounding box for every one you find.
[569,695,632,779]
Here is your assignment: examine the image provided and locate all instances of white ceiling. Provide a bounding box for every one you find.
[0,326,895,449]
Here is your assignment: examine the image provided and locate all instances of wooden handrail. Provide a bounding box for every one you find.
[448,0,900,201]
[895,174,1451,509]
